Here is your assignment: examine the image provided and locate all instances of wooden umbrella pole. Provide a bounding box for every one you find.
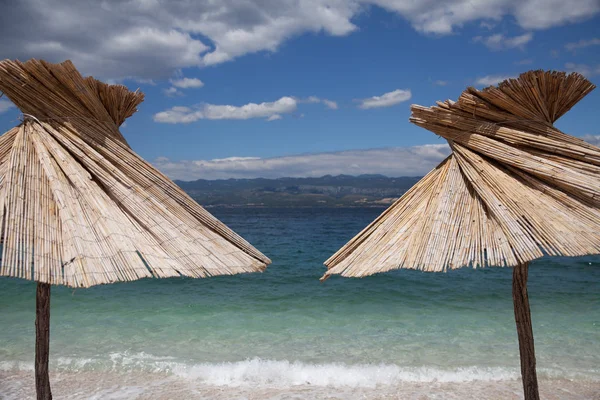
[512,262,539,400]
[35,282,52,400]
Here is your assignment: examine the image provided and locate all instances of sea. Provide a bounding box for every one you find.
[1,207,599,399]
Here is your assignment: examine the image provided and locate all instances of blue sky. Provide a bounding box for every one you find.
[0,0,599,180]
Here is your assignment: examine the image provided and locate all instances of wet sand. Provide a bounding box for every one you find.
[2,370,599,400]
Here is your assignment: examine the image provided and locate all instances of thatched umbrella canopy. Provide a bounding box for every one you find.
[0,59,270,399]
[323,70,598,400]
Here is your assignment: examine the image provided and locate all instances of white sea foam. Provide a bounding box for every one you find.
[170,359,520,387]
[2,356,600,400]
[2,353,598,389]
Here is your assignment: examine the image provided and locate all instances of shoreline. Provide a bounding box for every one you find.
[2,369,598,400]
[2,357,599,400]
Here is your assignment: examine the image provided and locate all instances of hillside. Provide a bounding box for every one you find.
[175,174,421,207]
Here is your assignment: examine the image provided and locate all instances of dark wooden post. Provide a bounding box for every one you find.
[35,282,52,400]
[512,262,539,400]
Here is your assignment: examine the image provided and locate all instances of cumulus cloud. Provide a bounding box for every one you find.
[163,76,204,97]
[0,0,598,80]
[359,89,412,109]
[154,96,297,123]
[0,99,15,114]
[170,77,204,88]
[565,38,600,52]
[152,144,451,180]
[511,0,599,30]
[374,0,598,33]
[475,75,514,86]
[565,63,600,77]
[473,33,533,50]
[154,106,199,123]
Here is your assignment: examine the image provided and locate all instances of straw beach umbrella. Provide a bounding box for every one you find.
[0,59,271,400]
[323,70,598,400]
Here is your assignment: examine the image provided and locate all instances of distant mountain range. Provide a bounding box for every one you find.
[175,174,421,207]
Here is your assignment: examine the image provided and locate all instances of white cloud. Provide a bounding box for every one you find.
[565,63,600,78]
[203,97,297,120]
[301,96,339,110]
[134,78,157,86]
[480,21,497,30]
[170,77,204,88]
[154,106,199,123]
[359,89,412,109]
[473,33,533,50]
[0,99,15,114]
[152,144,451,180]
[154,96,297,123]
[565,38,600,52]
[373,0,598,33]
[433,80,448,86]
[322,99,339,110]
[0,1,598,80]
[512,0,600,30]
[164,77,204,97]
[475,75,514,86]
[580,134,600,147]
[164,87,183,97]
[267,114,282,121]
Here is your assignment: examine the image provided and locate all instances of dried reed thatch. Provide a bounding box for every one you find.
[324,70,598,279]
[323,70,597,400]
[0,59,271,288]
[0,59,270,400]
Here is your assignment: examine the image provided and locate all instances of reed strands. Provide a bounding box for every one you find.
[324,70,598,279]
[0,59,270,288]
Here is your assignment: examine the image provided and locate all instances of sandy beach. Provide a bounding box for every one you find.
[2,369,600,399]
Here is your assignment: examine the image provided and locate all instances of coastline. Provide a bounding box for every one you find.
[2,367,599,400]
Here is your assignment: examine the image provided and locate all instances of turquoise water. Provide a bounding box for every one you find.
[1,207,599,398]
